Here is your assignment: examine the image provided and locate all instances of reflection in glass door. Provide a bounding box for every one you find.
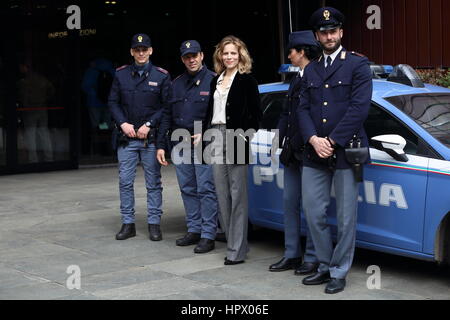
[14,1,74,166]
[0,0,77,174]
[16,62,59,164]
[0,55,5,167]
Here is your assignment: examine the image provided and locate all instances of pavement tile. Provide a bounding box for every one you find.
[154,286,255,300]
[0,282,81,300]
[0,266,51,290]
[3,251,133,284]
[80,266,175,292]
[92,277,211,300]
[148,253,227,276]
[184,257,282,287]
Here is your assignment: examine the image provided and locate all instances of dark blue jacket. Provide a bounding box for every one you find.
[156,66,215,150]
[297,49,372,170]
[277,66,311,159]
[108,62,171,129]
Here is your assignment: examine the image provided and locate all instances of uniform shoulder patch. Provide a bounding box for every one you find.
[156,67,169,75]
[116,64,129,71]
[351,51,366,58]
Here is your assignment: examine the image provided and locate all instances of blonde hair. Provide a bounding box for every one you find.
[213,35,253,74]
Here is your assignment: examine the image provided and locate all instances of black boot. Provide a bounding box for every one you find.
[176,232,201,246]
[148,224,162,241]
[325,278,346,294]
[194,238,215,253]
[115,223,136,240]
[294,262,319,276]
[302,271,331,285]
[269,257,302,272]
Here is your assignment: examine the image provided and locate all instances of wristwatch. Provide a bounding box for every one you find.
[145,121,151,128]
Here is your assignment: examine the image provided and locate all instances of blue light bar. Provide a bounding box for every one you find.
[383,65,394,74]
[278,64,300,74]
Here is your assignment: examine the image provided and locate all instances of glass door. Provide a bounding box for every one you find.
[0,0,78,174]
[0,53,5,167]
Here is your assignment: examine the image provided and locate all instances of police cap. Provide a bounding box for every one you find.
[180,40,202,57]
[309,7,345,31]
[287,30,319,50]
[131,33,151,48]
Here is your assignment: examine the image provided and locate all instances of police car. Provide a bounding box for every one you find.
[249,64,450,265]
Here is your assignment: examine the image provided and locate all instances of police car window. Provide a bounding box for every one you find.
[365,103,420,155]
[260,92,286,130]
[384,93,450,148]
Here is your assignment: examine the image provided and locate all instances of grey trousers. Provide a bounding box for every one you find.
[211,124,249,261]
[302,166,359,279]
[213,163,249,261]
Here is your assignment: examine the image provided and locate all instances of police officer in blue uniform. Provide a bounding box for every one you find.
[269,31,319,275]
[109,33,171,241]
[156,40,218,253]
[298,8,372,294]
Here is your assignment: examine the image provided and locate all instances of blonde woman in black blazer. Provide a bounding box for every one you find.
[204,35,262,265]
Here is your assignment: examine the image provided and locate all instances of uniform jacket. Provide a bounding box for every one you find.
[156,66,215,150]
[204,72,263,165]
[277,65,312,161]
[108,62,171,129]
[297,48,373,170]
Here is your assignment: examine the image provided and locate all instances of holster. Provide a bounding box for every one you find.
[345,137,369,183]
[147,127,157,145]
[111,127,129,151]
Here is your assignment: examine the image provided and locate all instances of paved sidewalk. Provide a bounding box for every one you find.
[0,166,449,300]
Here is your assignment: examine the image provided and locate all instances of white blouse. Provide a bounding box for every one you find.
[211,70,238,125]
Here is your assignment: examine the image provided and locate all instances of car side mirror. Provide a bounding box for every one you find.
[371,134,409,162]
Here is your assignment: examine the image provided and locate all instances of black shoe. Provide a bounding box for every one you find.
[294,262,319,276]
[148,224,162,241]
[269,257,302,272]
[115,223,136,240]
[176,232,201,246]
[194,238,215,253]
[224,259,245,265]
[302,271,331,285]
[215,232,227,242]
[325,278,346,294]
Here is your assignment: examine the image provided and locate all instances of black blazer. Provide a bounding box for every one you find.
[205,72,262,131]
[204,72,262,164]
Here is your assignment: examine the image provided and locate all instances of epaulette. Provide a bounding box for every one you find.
[351,51,366,58]
[116,64,129,71]
[156,67,169,75]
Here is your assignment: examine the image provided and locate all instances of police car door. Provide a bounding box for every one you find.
[358,102,428,253]
[249,91,285,231]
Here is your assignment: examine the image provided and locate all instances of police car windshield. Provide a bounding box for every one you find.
[385,93,450,148]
